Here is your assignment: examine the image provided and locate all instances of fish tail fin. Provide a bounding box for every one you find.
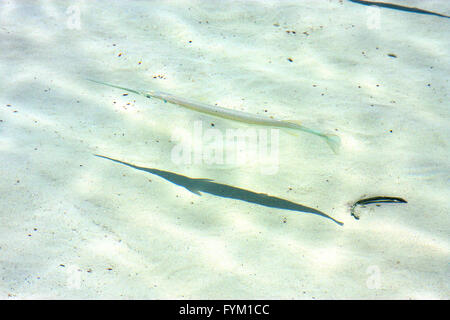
[284,120,341,153]
[323,133,341,154]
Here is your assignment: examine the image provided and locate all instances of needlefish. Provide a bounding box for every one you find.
[87,79,341,153]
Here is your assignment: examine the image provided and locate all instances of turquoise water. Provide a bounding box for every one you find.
[0,0,448,299]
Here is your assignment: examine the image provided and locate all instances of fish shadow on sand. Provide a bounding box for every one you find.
[95,154,343,226]
[348,0,450,18]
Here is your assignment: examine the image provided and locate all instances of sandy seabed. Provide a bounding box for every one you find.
[0,0,448,299]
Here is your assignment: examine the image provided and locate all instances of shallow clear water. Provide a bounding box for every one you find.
[0,0,448,299]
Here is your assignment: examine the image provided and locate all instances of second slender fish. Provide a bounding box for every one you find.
[88,79,341,153]
[351,196,407,219]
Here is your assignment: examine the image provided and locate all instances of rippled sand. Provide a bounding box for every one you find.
[0,0,448,299]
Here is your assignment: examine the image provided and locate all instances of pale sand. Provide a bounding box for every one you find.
[0,0,448,299]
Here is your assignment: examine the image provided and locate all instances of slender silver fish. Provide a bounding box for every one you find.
[88,79,341,153]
